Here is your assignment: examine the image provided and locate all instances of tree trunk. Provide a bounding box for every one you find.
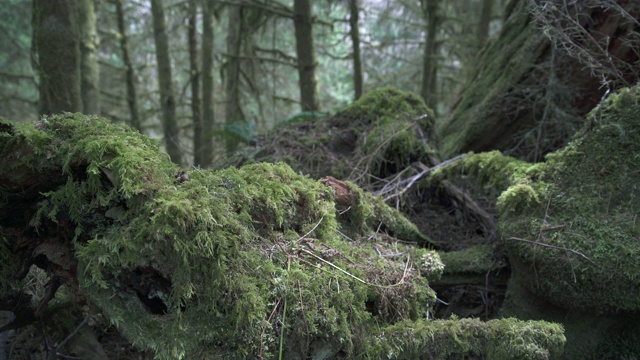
[32,0,82,114]
[477,0,493,45]
[433,0,640,161]
[200,0,215,168]
[293,0,319,111]
[349,0,363,101]
[114,0,141,131]
[150,0,182,164]
[188,0,202,166]
[78,0,99,115]
[420,0,439,112]
[225,4,244,155]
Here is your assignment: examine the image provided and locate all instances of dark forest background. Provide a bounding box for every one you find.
[2,0,501,166]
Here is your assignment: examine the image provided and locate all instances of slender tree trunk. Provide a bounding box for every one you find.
[114,0,141,131]
[225,4,244,155]
[200,0,215,168]
[188,0,202,166]
[349,0,363,101]
[78,0,99,115]
[32,0,82,114]
[477,0,493,45]
[293,0,319,111]
[420,0,439,112]
[150,0,182,164]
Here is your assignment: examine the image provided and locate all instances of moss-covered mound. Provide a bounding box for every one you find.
[496,86,640,312]
[238,87,435,185]
[0,113,565,359]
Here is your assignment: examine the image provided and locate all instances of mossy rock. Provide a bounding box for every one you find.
[498,86,640,312]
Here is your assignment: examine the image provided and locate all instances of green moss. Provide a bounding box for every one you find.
[431,150,544,192]
[497,183,541,214]
[244,87,436,184]
[338,86,433,127]
[1,113,567,359]
[369,317,564,360]
[439,244,497,274]
[500,86,640,312]
[1,113,442,358]
[339,87,435,177]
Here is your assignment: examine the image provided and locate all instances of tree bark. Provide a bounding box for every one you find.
[200,0,215,168]
[225,4,244,155]
[32,0,82,114]
[78,0,99,115]
[349,0,363,101]
[477,0,493,45]
[150,0,182,164]
[114,0,141,131]
[293,0,319,111]
[420,0,439,112]
[434,0,640,161]
[188,0,202,166]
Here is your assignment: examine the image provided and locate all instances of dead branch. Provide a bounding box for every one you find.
[507,236,595,264]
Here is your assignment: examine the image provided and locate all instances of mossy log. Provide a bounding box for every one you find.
[0,114,564,359]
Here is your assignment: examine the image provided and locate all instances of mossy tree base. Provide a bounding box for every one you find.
[436,86,640,359]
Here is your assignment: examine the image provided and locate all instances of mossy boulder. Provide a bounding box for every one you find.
[498,86,640,312]
[0,113,565,359]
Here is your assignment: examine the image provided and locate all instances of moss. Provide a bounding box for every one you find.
[500,85,640,312]
[439,244,497,275]
[240,87,436,185]
[430,150,545,192]
[500,275,640,360]
[1,113,568,359]
[337,86,433,128]
[368,317,565,360]
[337,87,435,178]
[2,113,445,358]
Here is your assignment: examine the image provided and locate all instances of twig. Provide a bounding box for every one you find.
[296,216,323,243]
[376,153,467,199]
[55,315,89,351]
[507,236,595,264]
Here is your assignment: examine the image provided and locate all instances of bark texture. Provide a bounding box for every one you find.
[293,0,319,111]
[200,0,215,167]
[188,0,202,166]
[477,0,493,45]
[150,0,182,164]
[435,0,640,161]
[349,0,363,100]
[78,0,99,115]
[114,0,141,131]
[420,0,439,111]
[225,4,244,155]
[32,0,82,114]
